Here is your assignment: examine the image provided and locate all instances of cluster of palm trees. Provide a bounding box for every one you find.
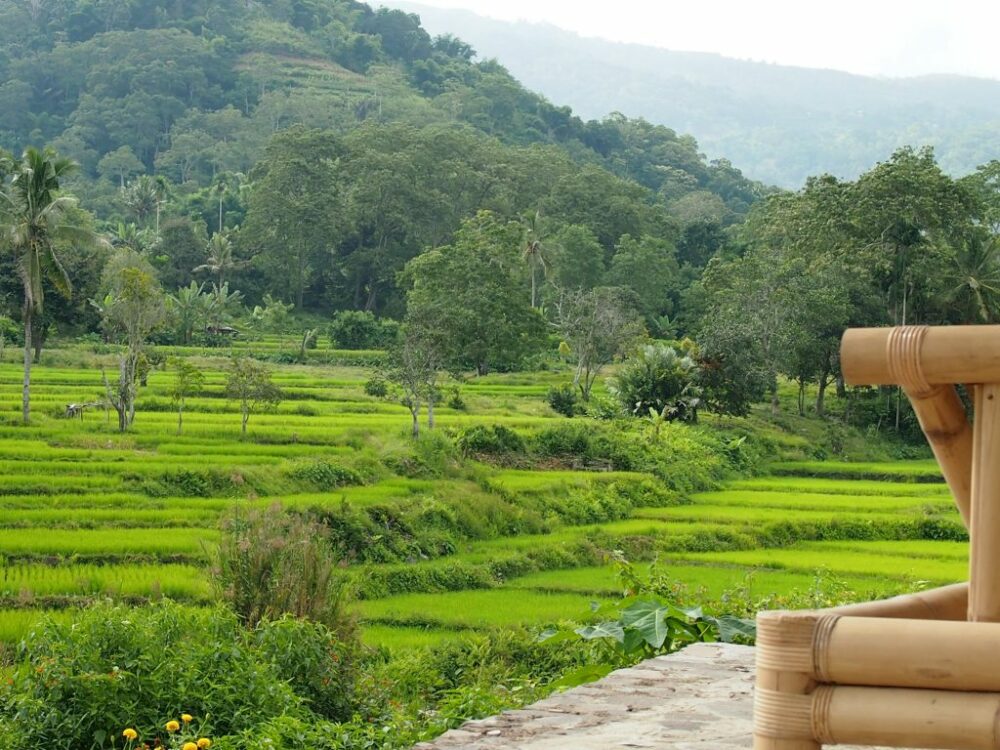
[0,148,250,426]
[0,147,105,424]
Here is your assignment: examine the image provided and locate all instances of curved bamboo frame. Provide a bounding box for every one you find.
[753,325,1000,750]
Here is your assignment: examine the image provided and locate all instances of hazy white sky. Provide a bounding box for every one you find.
[402,0,1000,79]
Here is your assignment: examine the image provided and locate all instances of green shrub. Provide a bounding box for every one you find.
[254,617,358,721]
[546,384,579,417]
[0,601,364,749]
[364,374,389,399]
[608,343,702,422]
[329,311,397,350]
[446,385,467,411]
[457,424,526,458]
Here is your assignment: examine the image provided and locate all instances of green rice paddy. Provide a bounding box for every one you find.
[0,348,965,649]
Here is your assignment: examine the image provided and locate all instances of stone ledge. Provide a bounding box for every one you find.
[413,643,887,749]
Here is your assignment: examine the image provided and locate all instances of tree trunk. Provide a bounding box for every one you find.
[410,406,420,438]
[770,379,779,416]
[241,406,249,435]
[177,400,184,434]
[817,373,829,418]
[31,317,44,364]
[530,267,537,308]
[836,373,846,399]
[22,304,31,425]
[797,379,806,416]
[296,252,304,311]
[427,393,435,430]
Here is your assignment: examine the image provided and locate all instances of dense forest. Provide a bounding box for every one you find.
[390,1,1000,187]
[0,0,766,319]
[2,0,1000,437]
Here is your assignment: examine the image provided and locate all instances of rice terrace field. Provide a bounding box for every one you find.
[0,338,966,654]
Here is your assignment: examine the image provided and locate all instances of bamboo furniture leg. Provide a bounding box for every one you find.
[969,383,1000,622]
[751,325,1000,750]
[754,613,820,749]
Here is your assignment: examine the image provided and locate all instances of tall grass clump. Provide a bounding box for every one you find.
[211,504,352,635]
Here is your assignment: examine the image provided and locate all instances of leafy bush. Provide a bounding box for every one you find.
[457,424,526,458]
[0,316,23,347]
[0,601,363,749]
[532,422,594,458]
[546,383,579,417]
[254,617,358,721]
[329,311,397,350]
[364,374,389,398]
[212,505,352,633]
[608,343,702,422]
[446,385,467,411]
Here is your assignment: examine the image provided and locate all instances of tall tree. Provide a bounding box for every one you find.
[195,232,247,288]
[402,211,546,375]
[0,147,101,424]
[552,286,645,400]
[520,211,556,308]
[242,128,343,310]
[97,252,166,431]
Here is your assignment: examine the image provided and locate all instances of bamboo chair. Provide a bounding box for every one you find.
[754,325,1000,750]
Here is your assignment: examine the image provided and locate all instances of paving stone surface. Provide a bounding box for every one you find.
[413,643,889,749]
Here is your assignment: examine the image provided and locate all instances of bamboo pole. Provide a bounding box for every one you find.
[841,325,1000,386]
[969,383,1000,622]
[828,582,967,621]
[753,611,820,749]
[816,616,1000,691]
[813,685,1000,749]
[906,386,972,526]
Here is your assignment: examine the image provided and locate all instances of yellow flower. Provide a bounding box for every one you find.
[122,728,138,741]
[197,739,212,749]
[166,720,181,733]
[182,743,198,750]
[181,713,193,723]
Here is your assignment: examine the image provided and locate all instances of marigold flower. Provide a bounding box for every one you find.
[181,713,193,723]
[182,743,198,750]
[166,720,180,732]
[122,728,138,741]
[197,739,211,749]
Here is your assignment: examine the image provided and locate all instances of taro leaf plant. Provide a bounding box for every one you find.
[540,598,755,689]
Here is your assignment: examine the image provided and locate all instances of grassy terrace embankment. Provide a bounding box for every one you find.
[0,341,963,651]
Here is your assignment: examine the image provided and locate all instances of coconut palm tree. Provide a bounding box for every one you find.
[0,147,101,423]
[520,210,555,308]
[946,232,1000,323]
[194,232,248,288]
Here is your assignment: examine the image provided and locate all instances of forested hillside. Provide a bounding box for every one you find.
[387,1,1000,187]
[0,0,767,319]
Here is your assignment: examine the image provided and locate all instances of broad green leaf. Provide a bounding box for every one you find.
[620,599,668,648]
[550,664,615,690]
[704,615,757,643]
[575,621,625,643]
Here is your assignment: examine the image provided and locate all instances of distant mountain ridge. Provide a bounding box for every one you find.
[384,1,1000,187]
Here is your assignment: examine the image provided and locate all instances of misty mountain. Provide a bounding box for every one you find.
[385,1,1000,187]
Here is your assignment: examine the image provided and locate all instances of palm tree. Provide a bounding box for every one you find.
[520,211,555,308]
[194,232,248,288]
[121,175,161,230]
[112,221,156,255]
[0,147,100,423]
[167,281,212,344]
[946,232,1000,323]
